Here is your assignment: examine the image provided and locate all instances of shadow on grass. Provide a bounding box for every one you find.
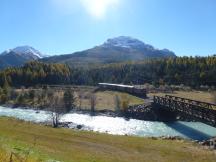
[165,122,212,141]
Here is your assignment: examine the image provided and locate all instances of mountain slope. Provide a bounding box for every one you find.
[42,36,176,67]
[11,46,43,59]
[0,46,44,69]
[0,37,176,69]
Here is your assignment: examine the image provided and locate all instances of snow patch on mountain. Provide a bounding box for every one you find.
[102,36,154,50]
[12,46,43,58]
[1,46,44,59]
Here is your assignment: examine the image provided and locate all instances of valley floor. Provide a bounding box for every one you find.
[0,117,216,162]
[4,87,144,111]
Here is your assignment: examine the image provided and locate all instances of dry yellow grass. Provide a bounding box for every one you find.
[149,90,216,103]
[77,90,144,111]
[0,147,39,162]
[13,88,144,111]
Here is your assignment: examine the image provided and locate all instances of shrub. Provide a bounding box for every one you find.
[16,94,25,105]
[120,94,130,113]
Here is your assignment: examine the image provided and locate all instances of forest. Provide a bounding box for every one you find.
[0,56,216,88]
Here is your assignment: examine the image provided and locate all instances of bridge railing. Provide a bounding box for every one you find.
[153,95,216,124]
[165,95,216,110]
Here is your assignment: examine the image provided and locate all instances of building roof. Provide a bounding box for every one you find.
[98,83,134,88]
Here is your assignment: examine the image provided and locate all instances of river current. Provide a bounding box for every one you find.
[1,106,216,140]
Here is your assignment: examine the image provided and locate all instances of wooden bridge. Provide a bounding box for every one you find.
[153,95,216,127]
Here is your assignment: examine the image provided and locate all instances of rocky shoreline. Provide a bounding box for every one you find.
[2,102,201,122]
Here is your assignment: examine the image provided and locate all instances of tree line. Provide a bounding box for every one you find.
[71,56,216,88]
[0,56,216,88]
[0,61,71,87]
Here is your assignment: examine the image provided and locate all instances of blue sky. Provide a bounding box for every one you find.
[0,0,216,56]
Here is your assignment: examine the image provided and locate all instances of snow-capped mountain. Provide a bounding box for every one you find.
[0,46,44,69]
[42,36,176,67]
[102,36,154,50]
[0,37,176,69]
[102,36,174,54]
[2,46,44,59]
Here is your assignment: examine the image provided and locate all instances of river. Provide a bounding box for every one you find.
[1,106,216,141]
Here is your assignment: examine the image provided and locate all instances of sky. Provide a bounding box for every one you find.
[0,0,216,56]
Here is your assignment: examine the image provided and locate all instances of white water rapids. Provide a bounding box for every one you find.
[1,106,216,140]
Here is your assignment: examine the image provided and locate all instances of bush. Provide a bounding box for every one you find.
[16,94,25,105]
[28,89,35,99]
[120,94,130,113]
[9,89,19,100]
[0,94,7,104]
[121,100,129,113]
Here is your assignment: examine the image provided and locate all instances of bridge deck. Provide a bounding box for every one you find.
[153,95,216,127]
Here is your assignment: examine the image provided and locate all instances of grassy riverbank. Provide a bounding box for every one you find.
[0,117,216,162]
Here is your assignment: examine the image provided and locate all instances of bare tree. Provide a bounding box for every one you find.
[50,94,63,128]
[90,93,97,113]
[114,95,121,114]
[212,91,216,104]
[77,90,84,110]
[44,88,54,107]
[64,88,76,112]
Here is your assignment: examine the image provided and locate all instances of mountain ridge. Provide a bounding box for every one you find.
[0,46,44,69]
[41,36,176,67]
[0,36,176,69]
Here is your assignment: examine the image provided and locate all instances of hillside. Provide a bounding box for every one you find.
[42,36,176,67]
[0,37,175,69]
[0,46,44,69]
[0,117,216,162]
[0,56,216,88]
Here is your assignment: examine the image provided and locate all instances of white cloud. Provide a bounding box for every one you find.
[80,0,120,19]
[51,0,120,19]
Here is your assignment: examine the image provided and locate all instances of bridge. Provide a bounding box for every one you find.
[153,95,216,127]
